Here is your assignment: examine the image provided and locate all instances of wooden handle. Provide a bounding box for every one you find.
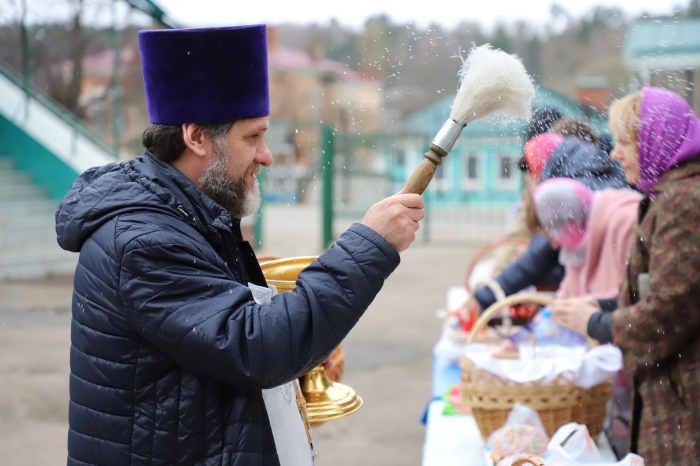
[467,292,598,347]
[510,455,545,466]
[467,293,554,345]
[404,149,443,194]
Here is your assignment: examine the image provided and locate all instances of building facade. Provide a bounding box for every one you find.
[624,19,700,114]
[404,86,609,206]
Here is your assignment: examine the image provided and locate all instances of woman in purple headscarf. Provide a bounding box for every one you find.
[553,87,700,463]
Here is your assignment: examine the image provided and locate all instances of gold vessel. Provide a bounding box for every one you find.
[259,256,363,424]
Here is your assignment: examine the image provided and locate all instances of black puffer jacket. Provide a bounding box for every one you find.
[55,153,400,466]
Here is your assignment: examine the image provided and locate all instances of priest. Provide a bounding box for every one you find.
[56,25,423,466]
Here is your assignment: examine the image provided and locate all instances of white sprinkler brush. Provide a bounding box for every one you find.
[404,44,535,194]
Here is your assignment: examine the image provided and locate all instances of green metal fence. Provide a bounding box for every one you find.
[318,127,516,248]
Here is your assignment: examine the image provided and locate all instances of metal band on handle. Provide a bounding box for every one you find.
[431,119,464,154]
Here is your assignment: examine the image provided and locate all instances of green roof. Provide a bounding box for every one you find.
[624,19,700,59]
[408,85,608,140]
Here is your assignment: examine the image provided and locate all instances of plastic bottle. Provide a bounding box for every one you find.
[533,308,561,346]
[532,308,589,348]
[559,326,589,348]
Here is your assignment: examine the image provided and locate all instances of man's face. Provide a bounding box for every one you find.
[199,117,272,218]
[223,117,273,193]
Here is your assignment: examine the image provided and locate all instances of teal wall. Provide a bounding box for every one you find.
[412,141,523,206]
[0,113,79,200]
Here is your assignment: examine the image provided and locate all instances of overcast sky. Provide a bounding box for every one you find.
[3,0,680,31]
[158,0,679,30]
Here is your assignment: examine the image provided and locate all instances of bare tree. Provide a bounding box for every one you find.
[50,0,86,117]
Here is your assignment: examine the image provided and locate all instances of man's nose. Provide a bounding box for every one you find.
[256,142,273,167]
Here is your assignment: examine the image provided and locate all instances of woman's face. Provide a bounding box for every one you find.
[610,133,640,185]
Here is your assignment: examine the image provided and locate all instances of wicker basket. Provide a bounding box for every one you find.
[461,293,612,439]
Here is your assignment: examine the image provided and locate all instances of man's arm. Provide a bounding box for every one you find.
[120,223,399,390]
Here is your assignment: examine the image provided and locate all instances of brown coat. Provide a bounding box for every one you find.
[612,159,700,464]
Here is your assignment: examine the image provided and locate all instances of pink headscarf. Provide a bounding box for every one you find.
[637,86,700,194]
[523,133,565,179]
[533,178,594,250]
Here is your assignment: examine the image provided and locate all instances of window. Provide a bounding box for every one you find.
[497,154,518,190]
[466,155,478,179]
[431,158,450,193]
[435,161,445,179]
[499,156,512,179]
[462,153,481,191]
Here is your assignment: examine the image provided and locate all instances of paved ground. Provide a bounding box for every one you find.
[0,203,480,465]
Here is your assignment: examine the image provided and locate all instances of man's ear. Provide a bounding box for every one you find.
[182,123,207,158]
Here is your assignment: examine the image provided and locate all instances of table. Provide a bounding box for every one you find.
[421,355,618,466]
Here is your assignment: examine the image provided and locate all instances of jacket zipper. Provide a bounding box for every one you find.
[177,205,194,224]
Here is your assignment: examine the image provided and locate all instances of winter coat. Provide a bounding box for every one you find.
[55,153,400,466]
[611,158,700,464]
[540,137,627,190]
[556,188,642,299]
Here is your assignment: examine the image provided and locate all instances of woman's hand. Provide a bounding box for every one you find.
[551,296,600,336]
[463,297,482,316]
[457,298,482,331]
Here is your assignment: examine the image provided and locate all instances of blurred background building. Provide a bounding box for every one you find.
[1,0,699,279]
[623,18,700,113]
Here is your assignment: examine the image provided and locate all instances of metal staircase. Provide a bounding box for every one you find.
[0,156,80,279]
[0,60,116,281]
[0,0,177,280]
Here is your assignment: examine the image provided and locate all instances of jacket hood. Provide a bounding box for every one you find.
[55,153,233,253]
[540,137,628,191]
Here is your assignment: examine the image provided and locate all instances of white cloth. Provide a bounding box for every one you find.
[463,344,622,389]
[249,283,315,466]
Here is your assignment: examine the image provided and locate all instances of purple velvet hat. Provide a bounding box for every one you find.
[138,25,270,124]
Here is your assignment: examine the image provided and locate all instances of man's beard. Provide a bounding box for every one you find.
[198,141,262,219]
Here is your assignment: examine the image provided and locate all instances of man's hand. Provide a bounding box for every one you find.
[551,296,600,336]
[362,192,425,253]
[321,357,334,371]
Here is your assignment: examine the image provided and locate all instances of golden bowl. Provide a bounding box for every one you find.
[259,256,318,292]
[258,255,361,424]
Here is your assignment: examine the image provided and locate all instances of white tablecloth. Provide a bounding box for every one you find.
[422,357,619,466]
[422,401,485,466]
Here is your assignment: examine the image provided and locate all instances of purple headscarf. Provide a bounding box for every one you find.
[637,86,700,194]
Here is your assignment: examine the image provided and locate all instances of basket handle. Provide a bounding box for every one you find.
[511,455,545,466]
[467,293,554,345]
